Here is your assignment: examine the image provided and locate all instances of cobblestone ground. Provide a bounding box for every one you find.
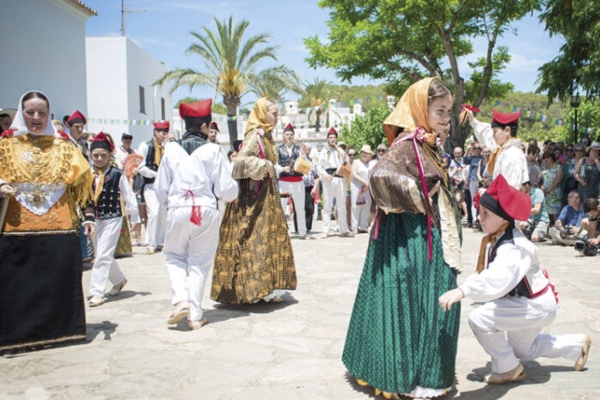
[0,220,598,400]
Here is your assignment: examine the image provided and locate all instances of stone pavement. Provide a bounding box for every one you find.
[0,221,598,400]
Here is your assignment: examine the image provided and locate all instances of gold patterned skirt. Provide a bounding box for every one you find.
[211,177,296,304]
[114,216,132,257]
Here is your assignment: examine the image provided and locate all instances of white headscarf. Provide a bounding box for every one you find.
[10,90,60,137]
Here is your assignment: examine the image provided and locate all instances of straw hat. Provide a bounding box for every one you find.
[587,141,600,152]
[0,108,16,121]
[359,144,373,154]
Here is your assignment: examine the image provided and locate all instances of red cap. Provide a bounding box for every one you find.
[480,174,531,221]
[154,121,170,130]
[327,126,338,137]
[209,121,219,132]
[492,110,521,126]
[90,132,114,152]
[283,123,295,134]
[179,98,212,119]
[67,110,86,126]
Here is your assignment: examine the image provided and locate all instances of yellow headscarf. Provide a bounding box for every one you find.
[245,97,275,135]
[383,77,438,147]
[240,97,278,163]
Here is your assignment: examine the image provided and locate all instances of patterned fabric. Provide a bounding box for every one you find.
[542,164,562,215]
[211,177,296,304]
[211,114,296,304]
[114,216,132,256]
[342,212,460,394]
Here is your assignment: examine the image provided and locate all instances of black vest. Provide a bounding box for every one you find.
[178,131,209,155]
[489,228,534,298]
[93,166,124,220]
[144,140,160,184]
[277,144,303,178]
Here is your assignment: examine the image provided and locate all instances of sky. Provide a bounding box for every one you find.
[85,0,565,105]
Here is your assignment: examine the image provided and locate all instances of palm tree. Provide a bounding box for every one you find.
[246,66,302,104]
[154,16,278,144]
[303,78,332,133]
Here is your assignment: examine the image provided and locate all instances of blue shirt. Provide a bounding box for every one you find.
[463,155,484,182]
[558,204,585,227]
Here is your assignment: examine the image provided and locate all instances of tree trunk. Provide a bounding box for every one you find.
[315,109,321,133]
[225,97,240,146]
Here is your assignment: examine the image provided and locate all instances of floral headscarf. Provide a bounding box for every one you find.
[383,77,439,147]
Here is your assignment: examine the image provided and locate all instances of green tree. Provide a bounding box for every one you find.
[537,1,600,103]
[340,103,391,149]
[305,0,540,147]
[246,65,302,104]
[302,78,333,133]
[154,16,279,144]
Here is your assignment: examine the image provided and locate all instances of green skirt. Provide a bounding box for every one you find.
[342,212,460,394]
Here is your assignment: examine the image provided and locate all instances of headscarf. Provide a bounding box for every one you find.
[383,77,438,147]
[245,97,275,135]
[10,91,60,138]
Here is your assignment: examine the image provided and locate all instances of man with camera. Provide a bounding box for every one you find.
[548,190,586,246]
[574,198,600,256]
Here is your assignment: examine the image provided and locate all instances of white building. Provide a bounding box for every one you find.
[86,37,172,147]
[0,0,96,118]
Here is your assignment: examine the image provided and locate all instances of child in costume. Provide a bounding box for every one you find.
[439,174,592,384]
[89,132,140,307]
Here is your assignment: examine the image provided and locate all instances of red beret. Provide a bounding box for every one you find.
[90,132,114,152]
[209,121,219,132]
[179,98,212,119]
[283,123,295,134]
[327,126,338,137]
[492,110,521,126]
[480,174,531,221]
[154,121,170,130]
[67,110,87,126]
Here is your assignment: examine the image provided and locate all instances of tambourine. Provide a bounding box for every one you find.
[293,157,312,175]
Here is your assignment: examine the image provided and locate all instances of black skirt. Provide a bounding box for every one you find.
[0,232,86,351]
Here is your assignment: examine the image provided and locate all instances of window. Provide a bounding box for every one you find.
[139,86,146,114]
[161,97,166,120]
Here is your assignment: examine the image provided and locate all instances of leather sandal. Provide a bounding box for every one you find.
[575,335,592,371]
[167,301,190,324]
[485,363,526,384]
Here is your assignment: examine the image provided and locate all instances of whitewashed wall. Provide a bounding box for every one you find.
[86,37,172,149]
[0,0,92,120]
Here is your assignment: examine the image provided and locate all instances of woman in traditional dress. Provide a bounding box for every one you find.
[211,97,296,304]
[342,78,462,399]
[0,91,93,352]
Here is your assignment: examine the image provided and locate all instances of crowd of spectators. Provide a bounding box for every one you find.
[449,135,600,256]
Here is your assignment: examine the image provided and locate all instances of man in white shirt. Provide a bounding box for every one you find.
[155,100,238,330]
[317,127,353,238]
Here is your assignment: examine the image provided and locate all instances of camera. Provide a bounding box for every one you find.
[560,224,573,239]
[523,219,535,240]
[574,237,598,256]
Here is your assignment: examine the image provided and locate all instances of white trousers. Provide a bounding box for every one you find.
[321,176,349,234]
[144,183,167,248]
[350,184,371,231]
[163,207,220,321]
[90,217,125,297]
[279,180,307,235]
[469,179,479,218]
[468,291,585,373]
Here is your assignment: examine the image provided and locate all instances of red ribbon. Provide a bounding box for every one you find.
[461,104,480,113]
[185,189,202,226]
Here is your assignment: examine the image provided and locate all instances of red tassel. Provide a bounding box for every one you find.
[190,205,202,226]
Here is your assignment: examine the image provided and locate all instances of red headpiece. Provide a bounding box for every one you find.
[179,99,212,119]
[480,174,531,221]
[209,121,219,132]
[154,121,170,130]
[491,110,521,127]
[283,123,295,134]
[67,110,87,126]
[90,132,114,152]
[327,126,338,137]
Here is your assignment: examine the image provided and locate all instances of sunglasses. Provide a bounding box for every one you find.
[348,153,356,156]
